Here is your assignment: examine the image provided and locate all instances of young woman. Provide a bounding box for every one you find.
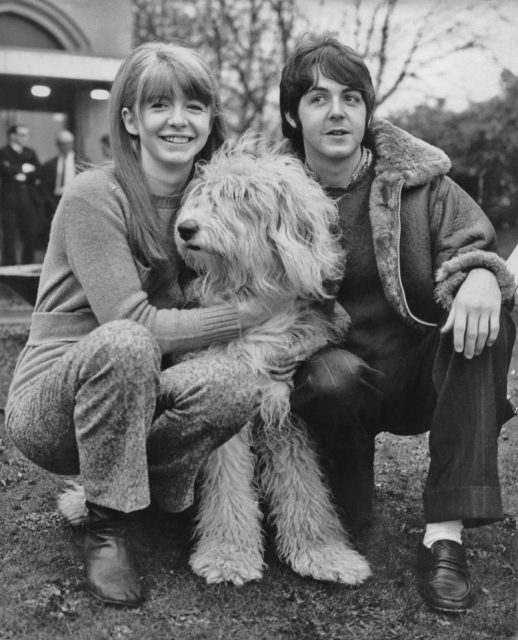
[5,42,270,607]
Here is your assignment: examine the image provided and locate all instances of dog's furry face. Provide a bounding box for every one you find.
[175,140,345,304]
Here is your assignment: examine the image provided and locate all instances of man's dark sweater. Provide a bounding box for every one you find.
[328,167,423,379]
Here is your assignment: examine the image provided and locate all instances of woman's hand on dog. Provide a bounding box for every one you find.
[237,299,287,330]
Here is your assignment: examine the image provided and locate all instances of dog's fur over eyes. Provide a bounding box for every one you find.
[58,138,371,587]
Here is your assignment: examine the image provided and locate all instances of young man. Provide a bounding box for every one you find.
[282,35,516,613]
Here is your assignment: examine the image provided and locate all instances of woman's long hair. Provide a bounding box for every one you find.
[109,41,227,270]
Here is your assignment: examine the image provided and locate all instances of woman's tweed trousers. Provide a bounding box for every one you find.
[7,320,261,512]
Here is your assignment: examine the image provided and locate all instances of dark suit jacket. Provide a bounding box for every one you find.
[40,155,60,197]
[40,153,87,211]
[0,144,44,207]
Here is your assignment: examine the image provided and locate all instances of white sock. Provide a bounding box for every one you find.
[423,521,463,548]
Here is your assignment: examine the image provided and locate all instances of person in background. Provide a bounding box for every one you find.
[5,42,276,608]
[40,130,87,248]
[41,130,85,214]
[0,124,44,265]
[99,133,111,160]
[280,34,516,614]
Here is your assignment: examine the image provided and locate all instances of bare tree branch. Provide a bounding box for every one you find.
[373,0,397,93]
[361,0,388,60]
[352,0,362,51]
[375,3,435,104]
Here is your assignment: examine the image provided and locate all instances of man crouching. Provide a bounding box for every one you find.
[280,34,516,614]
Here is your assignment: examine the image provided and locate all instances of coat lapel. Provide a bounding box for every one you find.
[367,120,450,326]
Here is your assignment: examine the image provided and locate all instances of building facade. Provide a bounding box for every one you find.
[0,0,132,163]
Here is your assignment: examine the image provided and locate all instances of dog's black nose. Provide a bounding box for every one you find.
[178,219,199,241]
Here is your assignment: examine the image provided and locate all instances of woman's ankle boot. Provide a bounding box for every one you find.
[84,501,143,606]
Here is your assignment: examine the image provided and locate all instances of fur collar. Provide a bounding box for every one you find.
[279,120,451,329]
[366,119,451,329]
[368,119,451,187]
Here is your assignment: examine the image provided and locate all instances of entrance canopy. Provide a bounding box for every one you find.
[0,46,122,82]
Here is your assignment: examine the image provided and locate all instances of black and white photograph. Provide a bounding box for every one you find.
[1,1,518,638]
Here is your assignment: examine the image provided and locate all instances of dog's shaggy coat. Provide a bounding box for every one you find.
[59,139,371,586]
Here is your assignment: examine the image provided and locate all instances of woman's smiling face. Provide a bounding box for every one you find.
[122,88,212,175]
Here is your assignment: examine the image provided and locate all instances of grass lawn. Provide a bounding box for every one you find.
[0,315,517,639]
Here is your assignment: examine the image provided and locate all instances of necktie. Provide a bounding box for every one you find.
[58,155,66,189]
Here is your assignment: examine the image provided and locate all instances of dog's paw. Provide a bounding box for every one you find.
[57,481,87,525]
[287,543,372,585]
[189,544,265,586]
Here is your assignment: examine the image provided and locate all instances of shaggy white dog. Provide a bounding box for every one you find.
[58,138,371,587]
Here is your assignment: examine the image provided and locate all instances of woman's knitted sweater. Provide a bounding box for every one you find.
[7,168,240,404]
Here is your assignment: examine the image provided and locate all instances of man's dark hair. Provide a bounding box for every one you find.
[7,124,21,137]
[280,34,376,156]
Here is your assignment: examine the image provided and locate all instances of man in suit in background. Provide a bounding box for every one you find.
[42,130,84,213]
[0,124,44,265]
[40,130,86,250]
[99,133,111,160]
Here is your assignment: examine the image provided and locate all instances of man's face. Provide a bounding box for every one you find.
[293,73,367,169]
[12,127,30,147]
[57,137,74,155]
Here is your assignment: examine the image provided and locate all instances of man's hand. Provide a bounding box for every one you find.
[440,268,501,359]
[267,333,329,383]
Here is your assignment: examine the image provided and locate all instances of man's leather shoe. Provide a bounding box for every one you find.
[84,502,143,607]
[417,540,475,613]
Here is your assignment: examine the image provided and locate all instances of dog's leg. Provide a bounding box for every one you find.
[189,422,265,586]
[258,419,372,585]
